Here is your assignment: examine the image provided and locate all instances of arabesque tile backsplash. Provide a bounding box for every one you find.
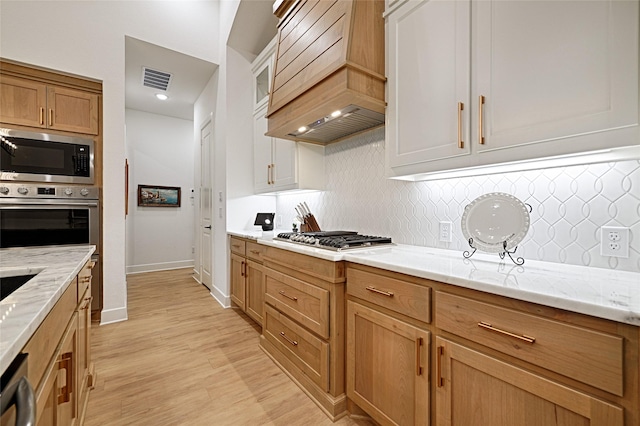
[276,128,640,272]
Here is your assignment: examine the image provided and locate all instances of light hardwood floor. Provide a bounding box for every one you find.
[84,268,374,426]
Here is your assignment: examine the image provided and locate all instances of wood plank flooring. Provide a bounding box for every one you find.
[84,268,374,426]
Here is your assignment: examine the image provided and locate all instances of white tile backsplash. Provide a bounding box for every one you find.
[276,128,640,272]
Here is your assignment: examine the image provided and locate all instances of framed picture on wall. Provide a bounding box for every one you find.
[137,185,181,207]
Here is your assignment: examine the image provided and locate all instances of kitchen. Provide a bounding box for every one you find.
[1,0,639,425]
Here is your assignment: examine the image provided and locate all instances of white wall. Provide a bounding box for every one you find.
[0,1,220,324]
[125,109,195,274]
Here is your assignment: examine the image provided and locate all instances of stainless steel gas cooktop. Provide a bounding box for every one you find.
[274,231,393,251]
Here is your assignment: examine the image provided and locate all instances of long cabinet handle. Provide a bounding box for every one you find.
[365,286,394,297]
[478,95,485,145]
[415,337,423,376]
[39,107,44,125]
[278,290,298,301]
[267,164,271,185]
[457,102,464,149]
[478,321,536,344]
[280,331,298,346]
[240,261,245,277]
[436,346,444,387]
[271,163,275,185]
[58,352,73,404]
[48,109,53,127]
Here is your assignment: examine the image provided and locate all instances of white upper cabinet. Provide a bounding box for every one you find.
[253,105,325,194]
[386,0,640,179]
[252,38,276,112]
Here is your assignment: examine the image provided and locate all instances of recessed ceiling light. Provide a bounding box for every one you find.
[331,110,342,118]
[298,126,307,133]
[155,93,168,100]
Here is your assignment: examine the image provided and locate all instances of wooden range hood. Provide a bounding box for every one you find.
[266,0,386,145]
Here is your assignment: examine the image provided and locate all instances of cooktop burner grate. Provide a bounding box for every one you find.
[275,231,393,251]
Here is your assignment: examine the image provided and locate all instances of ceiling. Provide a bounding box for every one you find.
[125,36,218,120]
[124,1,277,121]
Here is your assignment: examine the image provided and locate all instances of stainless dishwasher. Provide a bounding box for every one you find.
[0,353,35,426]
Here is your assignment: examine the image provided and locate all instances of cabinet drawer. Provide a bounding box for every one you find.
[230,237,246,256]
[265,268,330,338]
[347,268,431,323]
[436,291,624,396]
[246,241,265,262]
[264,304,329,392]
[77,259,93,303]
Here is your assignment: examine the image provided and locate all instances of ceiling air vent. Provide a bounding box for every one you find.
[142,67,172,91]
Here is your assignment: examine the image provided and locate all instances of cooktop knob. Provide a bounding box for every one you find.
[80,188,90,196]
[64,188,74,196]
[0,186,9,195]
[17,187,29,195]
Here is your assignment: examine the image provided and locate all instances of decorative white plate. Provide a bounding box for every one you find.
[461,193,530,253]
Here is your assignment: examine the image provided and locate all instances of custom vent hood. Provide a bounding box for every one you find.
[266,0,386,145]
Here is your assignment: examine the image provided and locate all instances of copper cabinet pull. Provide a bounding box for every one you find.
[267,164,271,184]
[270,163,275,185]
[81,277,91,283]
[478,321,536,344]
[58,352,73,403]
[249,250,261,255]
[48,109,53,126]
[478,95,485,145]
[280,331,298,346]
[89,261,96,269]
[231,244,240,249]
[457,102,464,149]
[39,107,44,125]
[436,346,444,387]
[415,337,423,376]
[83,296,93,310]
[240,261,245,277]
[365,286,394,297]
[278,290,298,301]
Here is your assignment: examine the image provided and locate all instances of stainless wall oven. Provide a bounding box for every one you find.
[0,183,102,314]
[1,128,94,184]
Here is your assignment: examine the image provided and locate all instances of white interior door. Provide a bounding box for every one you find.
[200,119,213,290]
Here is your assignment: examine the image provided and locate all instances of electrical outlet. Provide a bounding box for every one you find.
[439,221,453,243]
[600,226,630,258]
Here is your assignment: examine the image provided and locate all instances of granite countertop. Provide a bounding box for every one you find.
[244,232,640,326]
[0,245,95,375]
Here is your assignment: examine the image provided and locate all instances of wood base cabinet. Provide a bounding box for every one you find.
[260,246,346,420]
[229,236,266,326]
[435,337,624,426]
[22,259,94,426]
[346,300,429,426]
[343,263,639,426]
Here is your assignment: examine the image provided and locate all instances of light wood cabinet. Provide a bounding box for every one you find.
[344,262,639,426]
[346,300,430,426]
[23,259,94,426]
[229,236,265,326]
[0,74,99,135]
[435,337,623,426]
[260,245,347,420]
[386,0,639,178]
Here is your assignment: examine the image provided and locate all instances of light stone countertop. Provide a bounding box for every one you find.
[0,245,95,375]
[246,232,640,326]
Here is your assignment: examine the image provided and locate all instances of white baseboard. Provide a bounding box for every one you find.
[100,306,128,325]
[126,260,194,275]
[210,285,230,308]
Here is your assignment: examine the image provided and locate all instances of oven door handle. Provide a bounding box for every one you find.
[0,201,98,208]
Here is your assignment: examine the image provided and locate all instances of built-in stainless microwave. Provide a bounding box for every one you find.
[0,128,94,184]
